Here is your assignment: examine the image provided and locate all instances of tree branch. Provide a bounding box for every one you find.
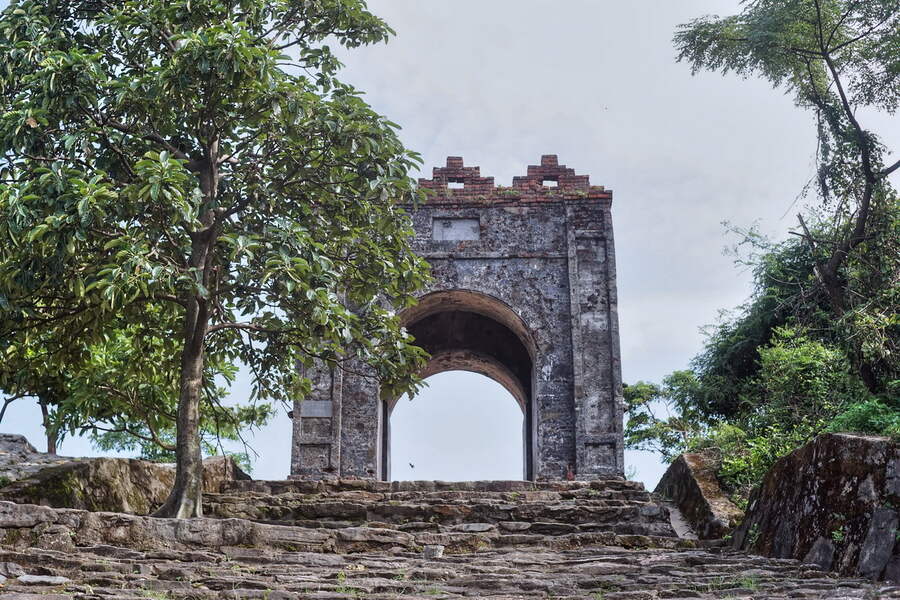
[0,394,30,424]
[104,119,191,162]
[880,158,900,178]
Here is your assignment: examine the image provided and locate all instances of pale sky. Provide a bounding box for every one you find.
[1,1,896,489]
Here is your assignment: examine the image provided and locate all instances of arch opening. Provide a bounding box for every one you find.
[388,371,525,482]
[381,290,536,481]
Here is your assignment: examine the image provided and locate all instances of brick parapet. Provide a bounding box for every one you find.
[418,155,611,205]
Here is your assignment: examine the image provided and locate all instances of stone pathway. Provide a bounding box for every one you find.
[0,479,896,598]
[0,538,895,599]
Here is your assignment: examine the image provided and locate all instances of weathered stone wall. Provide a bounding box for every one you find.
[733,433,900,581]
[291,156,624,481]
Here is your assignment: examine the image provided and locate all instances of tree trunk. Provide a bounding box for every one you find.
[154,145,219,519]
[38,398,57,455]
[153,299,208,518]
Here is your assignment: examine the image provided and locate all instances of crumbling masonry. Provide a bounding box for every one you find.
[291,156,624,481]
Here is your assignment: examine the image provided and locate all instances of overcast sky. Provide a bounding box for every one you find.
[2,1,896,489]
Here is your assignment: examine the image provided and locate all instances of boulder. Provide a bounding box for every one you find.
[0,434,37,457]
[200,455,251,494]
[0,434,249,515]
[0,434,72,484]
[654,451,743,539]
[732,433,900,581]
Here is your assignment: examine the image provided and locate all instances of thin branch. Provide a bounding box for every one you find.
[880,158,900,178]
[828,11,894,54]
[825,0,859,49]
[104,119,191,162]
[0,394,30,423]
[87,422,177,451]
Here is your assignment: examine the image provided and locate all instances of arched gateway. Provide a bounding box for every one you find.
[290,155,624,481]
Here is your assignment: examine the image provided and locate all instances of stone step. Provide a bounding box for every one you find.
[204,478,676,540]
[207,490,656,508]
[203,496,671,527]
[212,488,655,506]
[0,539,896,599]
[2,488,897,598]
[220,478,649,496]
[0,499,686,556]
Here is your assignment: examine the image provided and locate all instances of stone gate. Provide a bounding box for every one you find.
[290,155,624,481]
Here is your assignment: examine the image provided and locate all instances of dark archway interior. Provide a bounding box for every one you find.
[407,311,533,406]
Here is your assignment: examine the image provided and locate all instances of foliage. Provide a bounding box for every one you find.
[63,318,272,467]
[676,0,900,391]
[623,373,711,462]
[1,307,272,458]
[625,228,897,505]
[0,0,431,516]
[827,397,900,439]
[703,328,874,504]
[0,327,70,452]
[753,327,872,428]
[688,234,824,417]
[629,0,900,506]
[625,270,897,505]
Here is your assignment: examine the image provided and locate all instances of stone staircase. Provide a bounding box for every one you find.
[202,479,680,551]
[0,479,897,599]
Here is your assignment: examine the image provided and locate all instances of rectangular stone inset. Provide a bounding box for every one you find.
[299,444,331,469]
[432,217,480,241]
[583,442,616,474]
[299,400,333,418]
[301,417,332,437]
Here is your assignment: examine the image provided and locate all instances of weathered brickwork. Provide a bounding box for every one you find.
[291,156,624,481]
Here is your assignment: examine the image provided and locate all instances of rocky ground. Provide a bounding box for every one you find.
[1,479,898,599]
[1,535,894,599]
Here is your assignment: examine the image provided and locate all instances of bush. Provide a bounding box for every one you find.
[827,398,900,439]
[753,327,870,430]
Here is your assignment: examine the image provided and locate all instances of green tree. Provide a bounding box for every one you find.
[0,330,70,454]
[675,0,899,392]
[623,372,712,462]
[1,308,272,460]
[626,326,891,506]
[0,0,430,517]
[624,0,899,505]
[687,217,897,416]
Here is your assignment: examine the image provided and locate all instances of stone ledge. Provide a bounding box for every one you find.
[0,501,689,556]
[654,452,744,539]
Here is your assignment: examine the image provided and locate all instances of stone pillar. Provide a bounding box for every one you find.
[289,360,342,479]
[565,200,625,478]
[338,365,383,479]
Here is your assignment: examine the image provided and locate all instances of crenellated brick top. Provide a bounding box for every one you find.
[417,155,610,204]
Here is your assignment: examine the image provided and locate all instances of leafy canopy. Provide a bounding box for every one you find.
[0,0,431,502]
[676,0,898,328]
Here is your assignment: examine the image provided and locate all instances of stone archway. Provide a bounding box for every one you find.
[290,155,625,482]
[381,290,536,480]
